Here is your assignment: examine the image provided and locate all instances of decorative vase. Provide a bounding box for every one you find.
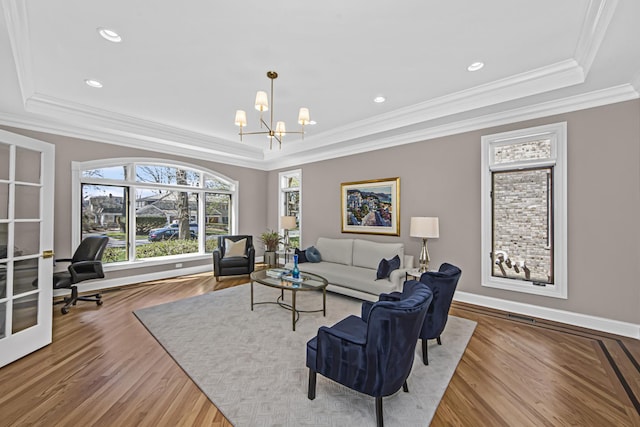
[292,254,300,279]
[264,251,277,267]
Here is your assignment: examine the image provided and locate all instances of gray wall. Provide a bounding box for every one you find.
[0,125,269,280]
[273,100,640,324]
[2,99,638,324]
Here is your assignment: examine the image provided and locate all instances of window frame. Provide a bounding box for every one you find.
[278,169,302,249]
[72,158,238,268]
[481,122,567,298]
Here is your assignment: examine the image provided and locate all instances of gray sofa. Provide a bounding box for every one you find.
[287,237,414,301]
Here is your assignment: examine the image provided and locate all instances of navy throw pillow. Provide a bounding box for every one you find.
[376,255,401,280]
[376,258,390,280]
[295,247,308,263]
[306,246,322,263]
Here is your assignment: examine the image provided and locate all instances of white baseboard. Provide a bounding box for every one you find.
[53,265,212,297]
[454,291,640,339]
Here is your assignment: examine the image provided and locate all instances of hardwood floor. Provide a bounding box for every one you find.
[1,273,638,426]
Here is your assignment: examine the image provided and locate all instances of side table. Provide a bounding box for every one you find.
[405,268,424,281]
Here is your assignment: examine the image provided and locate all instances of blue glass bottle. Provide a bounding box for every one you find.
[292,254,300,279]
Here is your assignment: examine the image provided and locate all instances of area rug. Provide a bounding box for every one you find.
[134,283,476,426]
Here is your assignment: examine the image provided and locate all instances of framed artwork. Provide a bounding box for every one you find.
[341,177,400,236]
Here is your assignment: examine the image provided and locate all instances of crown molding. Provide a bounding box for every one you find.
[631,71,640,94]
[2,0,34,103]
[1,0,634,172]
[264,84,639,170]
[0,108,268,170]
[574,0,619,76]
[281,59,585,157]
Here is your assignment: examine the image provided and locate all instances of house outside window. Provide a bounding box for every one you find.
[279,169,301,249]
[73,159,237,264]
[481,123,567,298]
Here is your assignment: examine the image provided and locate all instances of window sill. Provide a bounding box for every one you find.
[482,277,566,299]
[103,253,212,272]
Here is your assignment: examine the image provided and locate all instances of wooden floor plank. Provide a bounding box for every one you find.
[0,272,638,426]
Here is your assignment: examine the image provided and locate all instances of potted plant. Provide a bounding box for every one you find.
[260,229,282,266]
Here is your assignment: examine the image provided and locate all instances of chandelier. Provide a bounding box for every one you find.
[234,71,310,150]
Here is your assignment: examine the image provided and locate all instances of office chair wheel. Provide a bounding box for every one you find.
[61,307,69,314]
[97,300,103,306]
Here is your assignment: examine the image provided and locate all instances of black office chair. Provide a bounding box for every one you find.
[53,236,109,314]
[212,235,255,279]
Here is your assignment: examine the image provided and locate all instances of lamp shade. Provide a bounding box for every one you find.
[410,217,439,238]
[281,215,296,230]
[234,110,247,127]
[298,107,310,125]
[254,91,269,111]
[275,121,286,137]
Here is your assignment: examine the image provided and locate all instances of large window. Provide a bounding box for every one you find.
[481,123,567,298]
[74,159,237,264]
[279,169,301,249]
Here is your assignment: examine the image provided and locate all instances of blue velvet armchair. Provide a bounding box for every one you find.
[381,262,462,365]
[306,280,433,427]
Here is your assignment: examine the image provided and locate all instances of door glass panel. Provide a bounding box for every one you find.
[13,259,38,295]
[0,184,8,219]
[14,222,40,257]
[0,223,7,258]
[15,185,40,219]
[0,143,8,180]
[15,147,41,184]
[0,301,6,339]
[0,262,6,298]
[12,293,38,333]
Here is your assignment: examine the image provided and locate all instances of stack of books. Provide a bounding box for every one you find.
[266,268,289,279]
[282,274,304,284]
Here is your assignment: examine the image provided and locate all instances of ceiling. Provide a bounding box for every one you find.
[0,0,639,170]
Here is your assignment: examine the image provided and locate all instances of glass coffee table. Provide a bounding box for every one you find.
[250,269,328,331]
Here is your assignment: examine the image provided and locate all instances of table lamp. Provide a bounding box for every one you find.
[410,217,439,272]
[281,215,297,250]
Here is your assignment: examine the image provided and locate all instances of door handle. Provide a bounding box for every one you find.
[42,250,54,259]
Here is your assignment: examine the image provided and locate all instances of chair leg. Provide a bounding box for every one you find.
[375,397,384,427]
[308,369,316,400]
[77,292,103,306]
[60,286,78,314]
[403,381,409,392]
[437,336,442,345]
[422,338,429,365]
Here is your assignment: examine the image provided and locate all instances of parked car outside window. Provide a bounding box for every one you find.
[148,227,196,241]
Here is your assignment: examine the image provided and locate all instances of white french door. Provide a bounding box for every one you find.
[0,129,54,368]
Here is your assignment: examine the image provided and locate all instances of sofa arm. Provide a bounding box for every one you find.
[389,268,408,292]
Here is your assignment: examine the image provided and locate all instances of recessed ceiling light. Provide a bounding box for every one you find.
[85,79,103,88]
[97,27,122,43]
[373,96,386,103]
[467,62,484,72]
[309,120,317,125]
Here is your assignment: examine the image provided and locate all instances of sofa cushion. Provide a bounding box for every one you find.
[375,255,401,279]
[316,238,353,265]
[352,239,404,270]
[306,246,321,263]
[298,262,398,295]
